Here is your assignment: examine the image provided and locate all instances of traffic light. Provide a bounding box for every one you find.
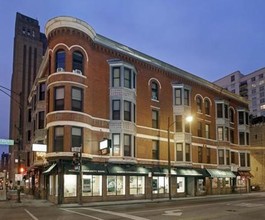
[72,152,80,166]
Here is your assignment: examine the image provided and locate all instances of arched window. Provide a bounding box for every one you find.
[151,82,159,100]
[55,50,65,72]
[72,51,83,74]
[196,97,202,113]
[205,99,210,115]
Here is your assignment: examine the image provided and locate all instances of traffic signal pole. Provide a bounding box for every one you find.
[78,146,82,205]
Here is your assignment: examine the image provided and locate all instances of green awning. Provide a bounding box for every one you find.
[206,169,236,178]
[107,165,149,175]
[82,163,107,174]
[43,163,57,175]
[176,168,204,176]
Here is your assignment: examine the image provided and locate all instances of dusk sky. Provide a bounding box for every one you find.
[1,0,265,153]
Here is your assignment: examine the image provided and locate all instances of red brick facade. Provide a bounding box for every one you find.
[29,16,251,204]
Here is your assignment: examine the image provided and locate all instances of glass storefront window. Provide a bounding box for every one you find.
[177,177,185,193]
[107,176,125,196]
[197,178,205,192]
[129,176,145,195]
[212,177,218,188]
[82,175,102,196]
[55,175,58,196]
[64,174,77,197]
[152,176,168,194]
[225,178,230,187]
[49,175,54,195]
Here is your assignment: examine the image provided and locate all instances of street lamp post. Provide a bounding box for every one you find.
[167,115,193,200]
[167,117,172,200]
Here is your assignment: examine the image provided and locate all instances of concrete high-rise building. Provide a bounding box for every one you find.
[9,12,47,183]
[214,68,265,118]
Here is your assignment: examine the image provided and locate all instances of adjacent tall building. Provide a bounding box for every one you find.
[214,68,265,191]
[214,68,265,118]
[25,16,251,204]
[9,13,47,186]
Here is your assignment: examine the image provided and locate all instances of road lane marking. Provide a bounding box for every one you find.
[61,208,104,220]
[80,207,150,220]
[163,210,183,216]
[24,209,38,220]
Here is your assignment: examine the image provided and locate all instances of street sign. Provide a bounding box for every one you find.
[0,139,14,145]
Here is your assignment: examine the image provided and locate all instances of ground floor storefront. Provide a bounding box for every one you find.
[37,160,252,204]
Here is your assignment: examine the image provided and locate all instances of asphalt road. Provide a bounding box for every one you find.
[1,193,265,219]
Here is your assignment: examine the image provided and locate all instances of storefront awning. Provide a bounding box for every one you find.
[107,165,150,175]
[237,171,253,178]
[176,168,204,176]
[82,163,107,174]
[43,163,57,175]
[206,169,236,178]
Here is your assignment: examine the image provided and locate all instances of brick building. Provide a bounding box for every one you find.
[28,16,251,204]
[9,12,47,190]
[250,116,265,190]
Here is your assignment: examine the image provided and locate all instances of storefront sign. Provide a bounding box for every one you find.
[32,144,47,152]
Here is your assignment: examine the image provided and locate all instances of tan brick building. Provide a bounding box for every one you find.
[250,116,265,191]
[28,16,251,204]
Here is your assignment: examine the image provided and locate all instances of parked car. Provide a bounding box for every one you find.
[251,185,260,191]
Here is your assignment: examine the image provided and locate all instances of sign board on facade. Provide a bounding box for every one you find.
[0,139,14,145]
[99,139,111,150]
[15,174,23,181]
[32,144,47,152]
[72,147,81,152]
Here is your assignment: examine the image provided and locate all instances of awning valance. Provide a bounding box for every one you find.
[237,171,253,178]
[83,163,107,174]
[176,168,205,176]
[206,169,236,178]
[107,165,150,175]
[43,163,57,175]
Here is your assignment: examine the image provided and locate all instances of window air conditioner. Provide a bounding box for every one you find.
[73,69,82,74]
[57,67,64,72]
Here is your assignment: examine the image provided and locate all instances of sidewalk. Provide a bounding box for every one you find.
[0,191,263,208]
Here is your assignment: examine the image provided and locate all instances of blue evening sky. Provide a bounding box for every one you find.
[1,0,265,153]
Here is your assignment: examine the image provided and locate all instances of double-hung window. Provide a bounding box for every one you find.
[55,50,65,71]
[152,140,159,160]
[72,87,83,111]
[218,149,224,165]
[72,127,82,148]
[54,87,64,111]
[72,51,83,74]
[54,126,64,152]
[39,82,45,101]
[176,143,183,161]
[152,110,159,128]
[124,101,131,121]
[112,67,121,87]
[124,134,131,156]
[124,67,131,88]
[38,111,45,129]
[112,100,120,120]
[175,88,182,105]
